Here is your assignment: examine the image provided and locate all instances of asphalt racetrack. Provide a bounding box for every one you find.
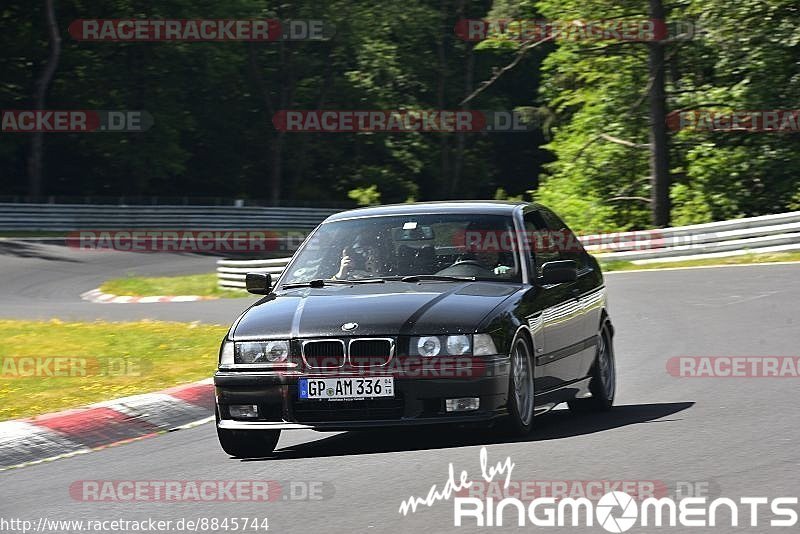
[0,240,258,323]
[1,241,798,533]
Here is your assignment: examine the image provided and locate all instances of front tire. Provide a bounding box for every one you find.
[568,321,615,413]
[504,335,535,435]
[217,426,281,458]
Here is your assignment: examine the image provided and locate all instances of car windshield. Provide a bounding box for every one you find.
[282,213,522,285]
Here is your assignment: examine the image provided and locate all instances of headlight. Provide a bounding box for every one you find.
[411,335,473,356]
[445,335,471,355]
[415,336,441,357]
[473,333,498,356]
[235,341,290,364]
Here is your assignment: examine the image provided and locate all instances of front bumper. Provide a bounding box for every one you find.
[214,356,510,431]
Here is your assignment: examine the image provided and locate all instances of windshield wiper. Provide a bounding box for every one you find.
[281,278,386,289]
[397,275,476,283]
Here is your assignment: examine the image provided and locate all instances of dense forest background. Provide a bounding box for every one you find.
[1,0,799,233]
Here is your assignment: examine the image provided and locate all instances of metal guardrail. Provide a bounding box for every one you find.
[588,211,800,262]
[0,195,353,208]
[217,211,800,289]
[217,258,293,289]
[0,203,338,231]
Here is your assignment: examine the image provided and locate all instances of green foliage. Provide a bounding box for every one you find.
[669,183,713,226]
[348,185,381,206]
[2,0,796,229]
[493,187,524,202]
[1,0,545,207]
[533,0,800,231]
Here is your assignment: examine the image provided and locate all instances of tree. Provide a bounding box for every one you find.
[531,0,800,231]
[647,0,670,226]
[27,0,61,197]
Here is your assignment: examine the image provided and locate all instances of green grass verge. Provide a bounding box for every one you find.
[100,273,248,298]
[0,319,228,420]
[600,250,800,272]
[101,249,800,298]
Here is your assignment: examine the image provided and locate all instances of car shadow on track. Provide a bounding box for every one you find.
[244,401,694,462]
[0,240,83,262]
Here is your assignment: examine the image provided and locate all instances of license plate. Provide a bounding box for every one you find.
[298,377,394,400]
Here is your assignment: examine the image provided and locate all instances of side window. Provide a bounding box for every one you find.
[523,211,560,277]
[539,208,586,268]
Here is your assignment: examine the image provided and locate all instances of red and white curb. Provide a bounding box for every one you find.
[81,288,216,304]
[0,379,215,471]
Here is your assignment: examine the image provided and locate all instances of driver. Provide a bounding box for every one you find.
[332,245,382,280]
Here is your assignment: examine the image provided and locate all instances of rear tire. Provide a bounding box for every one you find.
[503,335,535,435]
[568,322,615,413]
[217,426,281,458]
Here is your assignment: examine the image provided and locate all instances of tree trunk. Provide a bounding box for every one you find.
[648,0,670,226]
[451,0,471,196]
[270,131,284,206]
[27,0,61,198]
[437,0,451,197]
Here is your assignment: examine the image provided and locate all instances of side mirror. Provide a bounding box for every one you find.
[245,272,272,295]
[540,260,578,284]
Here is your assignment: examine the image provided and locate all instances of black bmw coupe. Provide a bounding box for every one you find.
[214,201,615,457]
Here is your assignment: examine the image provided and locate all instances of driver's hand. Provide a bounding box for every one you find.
[335,249,352,279]
[494,265,512,275]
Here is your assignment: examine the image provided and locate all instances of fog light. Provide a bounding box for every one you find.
[229,404,259,419]
[445,397,480,412]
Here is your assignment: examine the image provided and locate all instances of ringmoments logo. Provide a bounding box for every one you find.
[398,447,800,530]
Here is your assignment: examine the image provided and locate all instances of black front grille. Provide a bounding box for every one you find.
[303,340,345,368]
[293,394,405,422]
[349,339,393,367]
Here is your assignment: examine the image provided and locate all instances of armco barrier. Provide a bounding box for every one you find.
[0,203,337,231]
[217,211,800,289]
[587,211,800,262]
[217,258,293,289]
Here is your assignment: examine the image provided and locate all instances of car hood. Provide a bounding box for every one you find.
[232,281,520,339]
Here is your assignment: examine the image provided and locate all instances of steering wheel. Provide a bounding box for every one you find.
[436,257,494,277]
[451,258,485,267]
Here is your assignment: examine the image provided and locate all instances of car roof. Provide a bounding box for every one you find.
[324,200,536,222]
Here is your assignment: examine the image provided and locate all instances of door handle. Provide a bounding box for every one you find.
[572,288,585,310]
